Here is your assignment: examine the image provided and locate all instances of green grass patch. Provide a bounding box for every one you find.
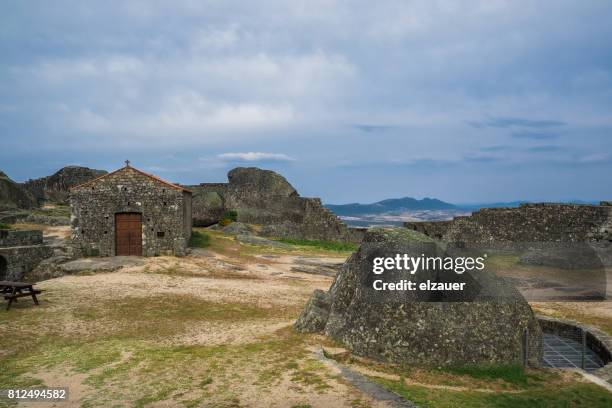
[0,223,11,229]
[373,377,612,408]
[443,363,529,386]
[276,238,358,252]
[30,204,71,218]
[290,359,332,391]
[189,230,211,248]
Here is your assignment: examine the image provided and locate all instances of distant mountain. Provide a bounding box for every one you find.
[326,197,457,216]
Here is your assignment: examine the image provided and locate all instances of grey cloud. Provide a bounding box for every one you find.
[480,145,512,152]
[470,117,566,129]
[511,131,559,140]
[1,1,612,203]
[525,145,564,153]
[463,154,504,164]
[352,124,396,133]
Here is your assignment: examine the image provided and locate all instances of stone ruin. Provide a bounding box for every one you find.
[188,167,365,243]
[0,228,53,281]
[296,228,542,367]
[3,165,364,244]
[70,164,193,257]
[405,202,612,247]
[404,203,611,298]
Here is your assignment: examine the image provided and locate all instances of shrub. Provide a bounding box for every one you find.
[219,209,238,226]
[218,218,232,227]
[189,231,211,248]
[224,210,238,221]
[0,223,12,229]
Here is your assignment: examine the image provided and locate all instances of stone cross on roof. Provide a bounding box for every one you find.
[125,159,130,167]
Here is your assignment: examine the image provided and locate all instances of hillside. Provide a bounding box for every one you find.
[0,170,35,210]
[1,166,107,214]
[325,196,456,216]
[21,166,107,205]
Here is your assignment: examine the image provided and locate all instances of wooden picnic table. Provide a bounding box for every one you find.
[0,281,42,311]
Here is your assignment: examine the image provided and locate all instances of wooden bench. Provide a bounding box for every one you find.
[0,281,42,311]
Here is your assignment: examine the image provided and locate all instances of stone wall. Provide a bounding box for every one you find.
[0,229,43,247]
[70,166,192,257]
[0,245,54,281]
[188,167,365,243]
[405,202,612,246]
[0,229,53,281]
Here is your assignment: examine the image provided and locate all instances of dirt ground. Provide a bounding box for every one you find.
[1,227,611,407]
[2,228,392,407]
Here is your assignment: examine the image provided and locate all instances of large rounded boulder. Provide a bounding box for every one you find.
[192,191,225,227]
[227,167,298,200]
[296,227,542,367]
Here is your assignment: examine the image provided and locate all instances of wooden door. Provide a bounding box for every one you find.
[0,255,7,280]
[115,213,142,256]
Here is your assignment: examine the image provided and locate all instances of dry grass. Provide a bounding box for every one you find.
[531,301,612,335]
[1,232,610,407]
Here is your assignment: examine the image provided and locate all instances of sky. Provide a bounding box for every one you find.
[1,1,612,204]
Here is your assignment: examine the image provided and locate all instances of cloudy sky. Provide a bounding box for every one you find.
[1,1,611,204]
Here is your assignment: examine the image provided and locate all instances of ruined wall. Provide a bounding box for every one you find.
[0,229,43,247]
[405,202,612,246]
[0,229,53,281]
[70,167,191,257]
[258,197,367,243]
[189,167,365,243]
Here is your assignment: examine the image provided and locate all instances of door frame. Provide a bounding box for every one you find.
[114,212,143,256]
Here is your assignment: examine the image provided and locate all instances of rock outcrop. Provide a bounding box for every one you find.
[189,167,365,243]
[221,222,252,235]
[22,166,107,205]
[0,171,35,211]
[296,227,542,367]
[1,166,106,211]
[295,289,332,332]
[192,191,225,227]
